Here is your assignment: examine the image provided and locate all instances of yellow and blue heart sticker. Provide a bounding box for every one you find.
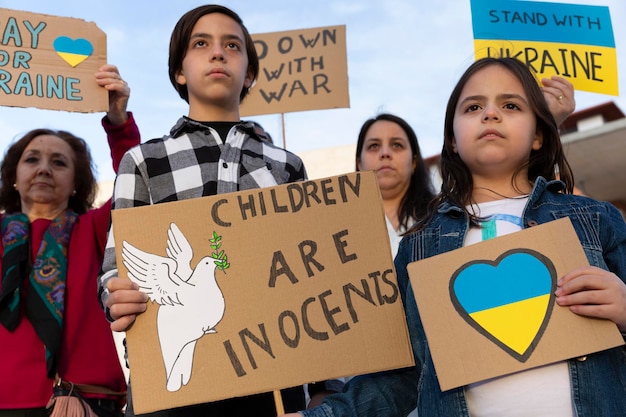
[53,36,93,67]
[450,249,556,362]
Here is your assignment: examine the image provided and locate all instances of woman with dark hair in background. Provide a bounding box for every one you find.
[356,113,436,258]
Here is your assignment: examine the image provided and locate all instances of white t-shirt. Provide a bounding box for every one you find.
[386,215,408,259]
[463,197,574,417]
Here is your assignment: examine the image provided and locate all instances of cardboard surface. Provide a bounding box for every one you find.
[0,8,107,112]
[240,25,350,117]
[470,0,618,95]
[112,172,414,413]
[409,217,624,391]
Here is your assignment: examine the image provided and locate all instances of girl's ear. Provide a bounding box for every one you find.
[451,138,458,153]
[532,131,544,150]
[356,158,362,171]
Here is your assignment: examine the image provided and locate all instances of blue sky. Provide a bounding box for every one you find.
[0,0,624,181]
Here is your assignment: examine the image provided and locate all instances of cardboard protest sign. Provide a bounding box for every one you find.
[470,0,618,95]
[0,8,107,112]
[112,171,414,414]
[408,217,624,391]
[240,25,350,117]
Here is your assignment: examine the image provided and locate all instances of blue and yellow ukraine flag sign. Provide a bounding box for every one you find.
[470,0,618,95]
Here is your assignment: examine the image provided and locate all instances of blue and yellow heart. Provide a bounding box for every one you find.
[450,249,556,362]
[53,36,93,67]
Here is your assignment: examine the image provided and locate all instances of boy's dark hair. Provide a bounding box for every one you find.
[355,113,435,231]
[168,4,260,103]
[414,57,574,232]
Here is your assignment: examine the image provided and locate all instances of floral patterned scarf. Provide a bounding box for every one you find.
[0,211,77,377]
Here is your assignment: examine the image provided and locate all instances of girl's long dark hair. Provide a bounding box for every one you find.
[412,57,573,232]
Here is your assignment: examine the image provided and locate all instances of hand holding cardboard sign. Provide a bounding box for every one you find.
[541,75,575,125]
[95,64,130,125]
[105,276,149,332]
[556,265,626,331]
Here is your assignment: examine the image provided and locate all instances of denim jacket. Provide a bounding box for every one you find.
[302,177,626,417]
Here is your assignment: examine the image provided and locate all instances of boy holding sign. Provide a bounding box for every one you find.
[97,5,322,416]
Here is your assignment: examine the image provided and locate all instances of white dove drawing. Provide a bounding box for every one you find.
[122,222,226,392]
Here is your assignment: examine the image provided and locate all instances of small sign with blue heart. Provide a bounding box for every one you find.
[53,36,94,67]
[0,8,107,113]
[450,249,556,362]
[408,217,624,391]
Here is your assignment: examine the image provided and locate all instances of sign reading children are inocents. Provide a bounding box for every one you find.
[113,171,414,414]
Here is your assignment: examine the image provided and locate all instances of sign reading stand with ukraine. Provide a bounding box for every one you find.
[0,8,107,112]
[470,0,618,95]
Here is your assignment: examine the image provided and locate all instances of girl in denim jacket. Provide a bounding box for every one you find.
[287,57,626,417]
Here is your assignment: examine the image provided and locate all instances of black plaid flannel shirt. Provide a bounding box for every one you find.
[99,117,306,301]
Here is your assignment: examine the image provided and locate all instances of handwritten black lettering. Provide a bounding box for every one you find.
[211,198,230,227]
[238,193,257,220]
[333,229,357,264]
[487,46,603,82]
[313,74,330,94]
[491,10,548,25]
[223,339,247,377]
[320,178,336,205]
[277,310,300,348]
[230,267,399,378]
[253,39,268,60]
[288,79,307,97]
[488,9,603,31]
[270,188,289,213]
[240,324,274,370]
[224,324,275,377]
[278,36,293,54]
[338,174,361,201]
[238,174,361,221]
[552,14,602,30]
[368,269,399,305]
[301,297,329,340]
[318,289,350,336]
[343,279,377,323]
[268,250,299,288]
[302,180,322,205]
[260,83,287,102]
[298,28,337,48]
[298,240,324,278]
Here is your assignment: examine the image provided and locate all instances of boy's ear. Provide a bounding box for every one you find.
[176,70,187,86]
[243,67,254,89]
